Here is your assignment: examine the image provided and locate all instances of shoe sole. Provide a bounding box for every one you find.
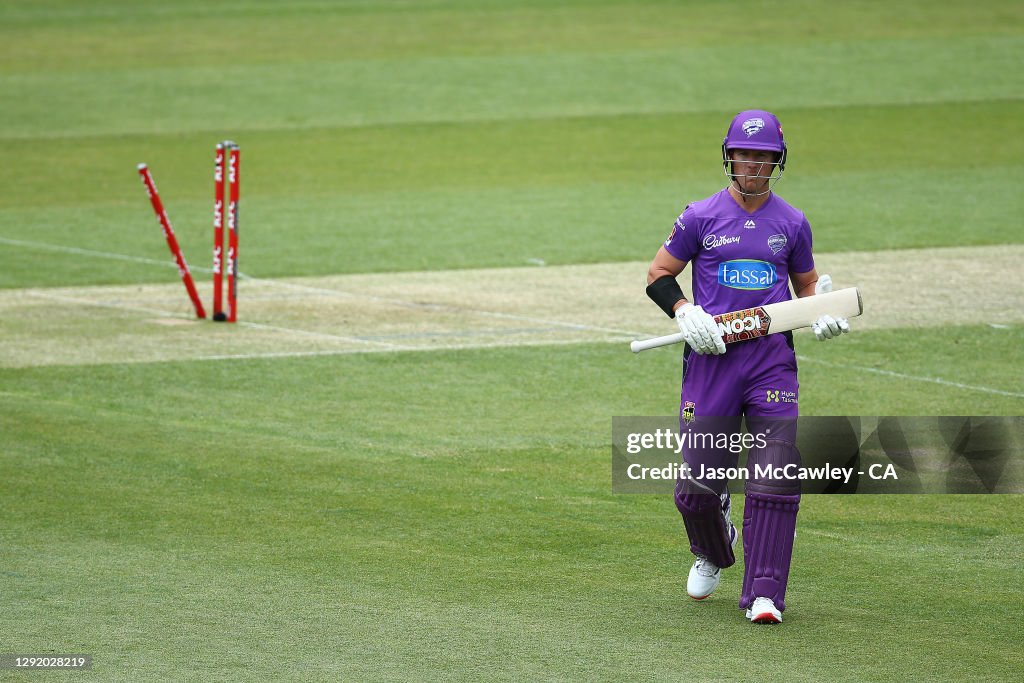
[748,611,782,624]
[687,570,721,600]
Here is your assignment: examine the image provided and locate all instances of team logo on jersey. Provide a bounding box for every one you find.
[744,219,756,229]
[682,401,696,424]
[742,118,765,137]
[768,233,787,254]
[718,260,777,290]
[664,226,677,247]
[703,234,741,250]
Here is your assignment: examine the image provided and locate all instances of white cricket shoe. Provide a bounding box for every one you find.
[746,596,782,624]
[686,522,738,600]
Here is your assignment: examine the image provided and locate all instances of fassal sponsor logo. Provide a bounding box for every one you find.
[717,260,777,290]
[703,234,741,250]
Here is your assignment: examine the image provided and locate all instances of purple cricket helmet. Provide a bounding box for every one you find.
[721,110,787,194]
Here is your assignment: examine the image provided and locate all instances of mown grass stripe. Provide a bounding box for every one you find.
[3,37,1020,139]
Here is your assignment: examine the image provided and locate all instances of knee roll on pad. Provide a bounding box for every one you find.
[674,477,736,569]
[746,438,802,496]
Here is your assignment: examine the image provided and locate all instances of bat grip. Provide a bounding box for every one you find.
[630,332,686,353]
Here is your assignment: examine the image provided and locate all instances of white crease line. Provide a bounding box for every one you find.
[22,291,406,351]
[25,290,197,319]
[797,355,1024,399]
[0,236,214,273]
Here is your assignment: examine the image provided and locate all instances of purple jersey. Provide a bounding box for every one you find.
[663,189,814,315]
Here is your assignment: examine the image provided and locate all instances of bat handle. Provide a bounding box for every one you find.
[630,332,686,353]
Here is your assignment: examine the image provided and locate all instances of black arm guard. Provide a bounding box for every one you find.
[646,275,687,318]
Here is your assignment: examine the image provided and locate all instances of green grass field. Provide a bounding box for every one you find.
[1,1,1022,680]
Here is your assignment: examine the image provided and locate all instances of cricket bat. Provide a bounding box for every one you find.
[630,287,863,353]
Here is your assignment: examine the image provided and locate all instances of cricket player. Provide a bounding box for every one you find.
[644,110,849,624]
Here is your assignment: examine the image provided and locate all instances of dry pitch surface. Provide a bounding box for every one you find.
[2,244,1021,369]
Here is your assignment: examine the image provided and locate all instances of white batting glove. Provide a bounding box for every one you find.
[676,303,726,355]
[812,273,851,341]
[812,314,850,340]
